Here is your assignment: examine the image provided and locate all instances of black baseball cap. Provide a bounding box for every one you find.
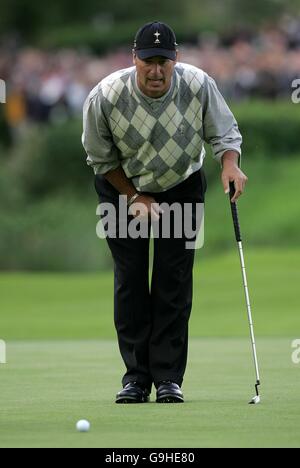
[134,21,178,61]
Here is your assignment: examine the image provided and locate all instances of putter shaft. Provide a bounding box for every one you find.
[229,182,261,401]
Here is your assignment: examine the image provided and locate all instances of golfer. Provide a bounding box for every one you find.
[82,21,247,403]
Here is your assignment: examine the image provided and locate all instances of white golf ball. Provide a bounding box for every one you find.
[76,420,91,432]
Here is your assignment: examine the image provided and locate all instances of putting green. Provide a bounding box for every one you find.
[0,338,299,448]
[1,248,299,447]
[1,248,300,339]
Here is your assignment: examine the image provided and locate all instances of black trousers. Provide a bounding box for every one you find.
[95,169,207,392]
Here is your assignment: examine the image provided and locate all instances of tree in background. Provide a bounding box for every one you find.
[1,0,299,48]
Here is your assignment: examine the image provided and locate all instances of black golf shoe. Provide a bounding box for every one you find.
[115,382,150,404]
[156,381,184,403]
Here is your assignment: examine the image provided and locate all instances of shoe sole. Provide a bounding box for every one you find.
[156,395,184,403]
[115,396,150,404]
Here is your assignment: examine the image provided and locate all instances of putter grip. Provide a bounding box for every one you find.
[229,182,242,242]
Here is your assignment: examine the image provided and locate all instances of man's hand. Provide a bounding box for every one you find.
[129,194,163,221]
[221,151,248,202]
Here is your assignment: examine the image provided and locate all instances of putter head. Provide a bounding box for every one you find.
[249,395,261,405]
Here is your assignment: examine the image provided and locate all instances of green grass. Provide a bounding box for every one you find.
[203,156,300,251]
[1,248,299,447]
[0,338,299,448]
[1,248,300,339]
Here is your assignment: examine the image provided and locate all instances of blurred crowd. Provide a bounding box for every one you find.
[1,15,300,137]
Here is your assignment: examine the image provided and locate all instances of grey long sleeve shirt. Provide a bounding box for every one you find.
[82,62,242,192]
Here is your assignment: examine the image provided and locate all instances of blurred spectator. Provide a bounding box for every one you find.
[1,15,300,137]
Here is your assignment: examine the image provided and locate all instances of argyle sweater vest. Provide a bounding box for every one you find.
[82,63,242,192]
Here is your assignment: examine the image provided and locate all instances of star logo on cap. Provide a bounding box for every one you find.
[154,31,161,44]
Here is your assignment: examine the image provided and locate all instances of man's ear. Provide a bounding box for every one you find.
[132,50,137,65]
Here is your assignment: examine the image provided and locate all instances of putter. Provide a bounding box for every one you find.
[229,182,261,405]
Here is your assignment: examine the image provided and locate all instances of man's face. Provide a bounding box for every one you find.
[133,54,177,98]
